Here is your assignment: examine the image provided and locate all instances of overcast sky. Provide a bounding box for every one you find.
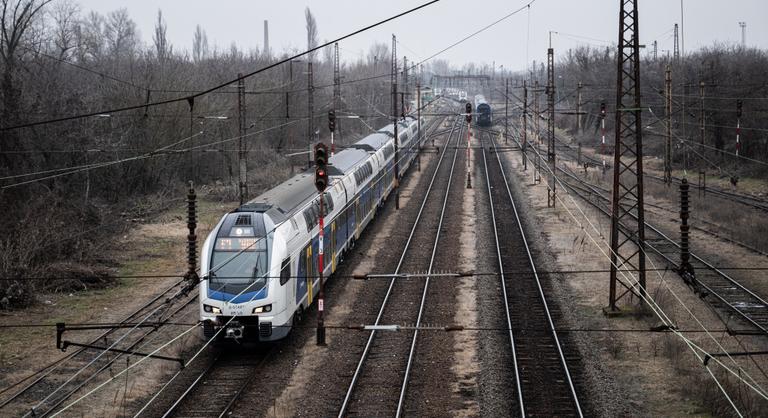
[75,0,767,72]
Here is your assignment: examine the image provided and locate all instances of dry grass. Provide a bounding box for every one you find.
[644,179,768,254]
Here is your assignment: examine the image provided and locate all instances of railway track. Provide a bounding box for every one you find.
[338,114,463,417]
[503,124,768,337]
[158,345,275,418]
[512,91,768,213]
[0,279,195,417]
[480,129,583,416]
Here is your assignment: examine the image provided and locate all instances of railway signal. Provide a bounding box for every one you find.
[465,102,472,123]
[314,143,329,192]
[314,141,330,345]
[328,110,336,132]
[328,110,336,156]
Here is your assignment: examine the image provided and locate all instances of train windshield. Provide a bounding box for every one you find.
[208,212,272,297]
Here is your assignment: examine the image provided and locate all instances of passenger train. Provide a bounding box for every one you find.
[199,115,426,341]
[474,95,492,127]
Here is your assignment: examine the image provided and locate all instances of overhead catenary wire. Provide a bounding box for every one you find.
[1,0,441,133]
[506,124,768,404]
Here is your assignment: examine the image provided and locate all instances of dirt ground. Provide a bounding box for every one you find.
[505,132,768,416]
[0,197,234,416]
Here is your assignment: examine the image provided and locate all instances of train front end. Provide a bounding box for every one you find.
[199,209,291,342]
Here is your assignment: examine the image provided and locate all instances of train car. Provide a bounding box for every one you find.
[458,90,468,103]
[474,95,492,127]
[199,116,424,342]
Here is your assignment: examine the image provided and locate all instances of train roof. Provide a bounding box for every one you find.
[329,148,370,173]
[354,131,391,151]
[239,172,317,224]
[238,146,371,223]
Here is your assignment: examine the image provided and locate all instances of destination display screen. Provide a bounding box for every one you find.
[214,238,258,251]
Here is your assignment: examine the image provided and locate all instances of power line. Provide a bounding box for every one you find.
[0,0,441,133]
[6,266,768,281]
[23,46,148,91]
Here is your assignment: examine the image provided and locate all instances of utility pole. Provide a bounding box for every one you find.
[739,22,746,48]
[664,65,673,185]
[736,99,743,156]
[392,34,399,209]
[403,56,409,101]
[533,80,541,184]
[600,101,607,175]
[263,20,270,58]
[652,40,657,61]
[333,43,341,156]
[522,79,528,171]
[547,34,556,208]
[505,78,509,145]
[417,66,423,149]
[576,81,583,134]
[287,61,294,120]
[699,81,705,147]
[307,61,314,167]
[673,23,680,64]
[237,74,248,205]
[698,80,706,194]
[608,0,647,312]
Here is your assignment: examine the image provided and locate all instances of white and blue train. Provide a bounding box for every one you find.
[199,116,424,341]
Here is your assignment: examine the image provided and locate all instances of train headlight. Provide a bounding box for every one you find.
[203,304,222,314]
[252,304,272,314]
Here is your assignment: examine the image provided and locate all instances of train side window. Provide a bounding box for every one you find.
[280,258,291,285]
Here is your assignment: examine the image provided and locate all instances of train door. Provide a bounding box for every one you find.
[297,248,307,304]
[355,198,361,239]
[280,258,292,303]
[306,246,313,305]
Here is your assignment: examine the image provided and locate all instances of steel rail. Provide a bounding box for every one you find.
[157,346,274,418]
[0,279,185,412]
[480,131,526,416]
[486,129,584,416]
[160,355,220,418]
[39,294,198,417]
[338,111,462,417]
[395,112,462,417]
[505,124,768,337]
[552,161,768,336]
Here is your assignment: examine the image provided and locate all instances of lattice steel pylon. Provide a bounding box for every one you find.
[333,42,341,139]
[546,42,556,207]
[391,35,399,181]
[608,0,647,311]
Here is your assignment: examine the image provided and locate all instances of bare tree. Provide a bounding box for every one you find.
[152,9,169,63]
[0,0,53,171]
[50,0,80,60]
[305,7,318,62]
[104,8,137,60]
[192,24,208,62]
[76,11,104,62]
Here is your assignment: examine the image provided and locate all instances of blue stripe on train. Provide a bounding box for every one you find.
[208,287,268,303]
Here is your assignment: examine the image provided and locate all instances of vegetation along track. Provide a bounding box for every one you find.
[503,123,768,337]
[338,114,464,417]
[0,279,196,417]
[480,129,583,416]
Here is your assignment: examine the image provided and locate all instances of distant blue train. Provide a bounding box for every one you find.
[474,95,492,127]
